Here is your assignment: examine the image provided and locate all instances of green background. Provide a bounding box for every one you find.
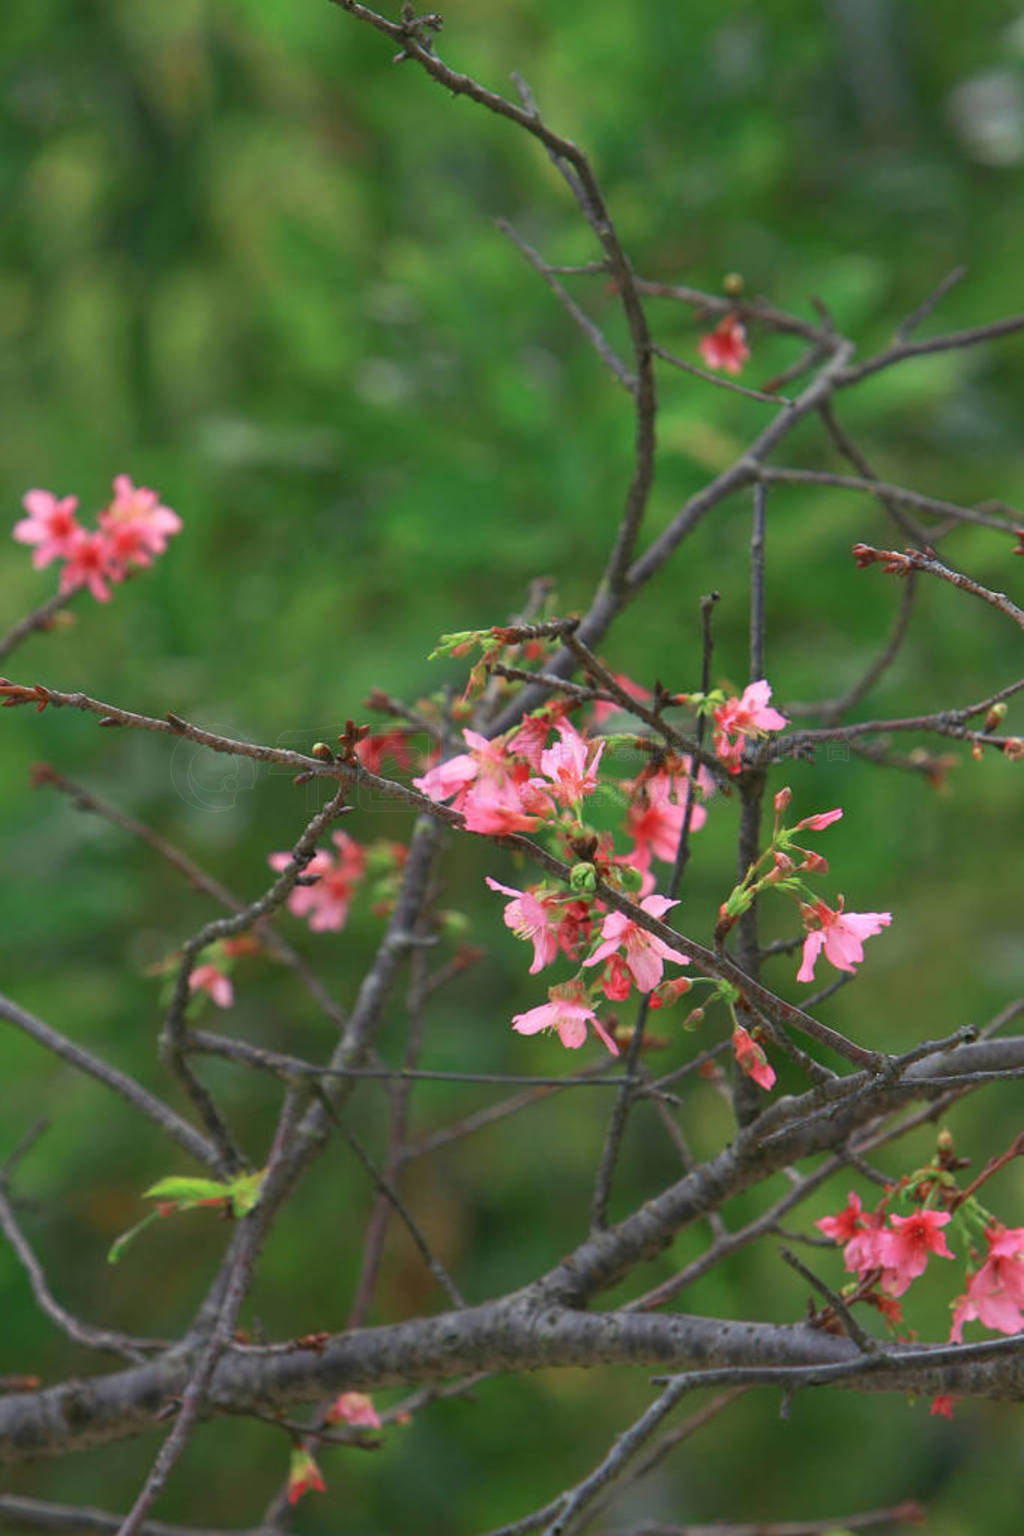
[2,1,1024,1530]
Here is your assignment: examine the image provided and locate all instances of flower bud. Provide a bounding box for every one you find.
[1004,737,1024,762]
[616,861,644,893]
[774,786,792,816]
[723,272,744,296]
[311,742,334,761]
[682,1005,705,1032]
[570,861,598,894]
[985,702,1008,732]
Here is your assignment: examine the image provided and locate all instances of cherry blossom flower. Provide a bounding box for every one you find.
[796,897,891,984]
[590,672,652,727]
[58,528,117,603]
[99,475,182,568]
[697,314,750,375]
[189,964,234,1009]
[877,1210,954,1297]
[732,1023,776,1091]
[508,713,556,771]
[485,877,562,973]
[625,766,709,868]
[539,720,604,807]
[461,776,547,834]
[327,1391,381,1430]
[414,749,479,806]
[287,1447,326,1504]
[512,989,619,1055]
[584,894,689,994]
[950,1225,1024,1342]
[598,952,633,1001]
[712,680,788,773]
[355,731,411,775]
[816,1191,866,1246]
[269,830,366,932]
[13,489,80,567]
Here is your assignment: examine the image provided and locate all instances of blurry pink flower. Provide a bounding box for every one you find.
[13,489,80,567]
[99,475,182,570]
[485,877,561,973]
[930,1395,956,1419]
[732,1024,775,1091]
[327,1391,381,1430]
[355,731,411,775]
[878,1210,954,1298]
[59,528,117,603]
[697,314,750,375]
[712,680,787,773]
[590,672,652,727]
[539,720,604,807]
[625,766,708,868]
[512,990,618,1055]
[584,894,689,994]
[950,1226,1024,1342]
[269,830,366,932]
[796,897,891,983]
[189,963,234,1009]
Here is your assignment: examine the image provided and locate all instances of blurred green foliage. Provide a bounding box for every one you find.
[2,1,1024,1531]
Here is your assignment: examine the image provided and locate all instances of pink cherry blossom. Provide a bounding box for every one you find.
[99,475,182,568]
[539,720,604,807]
[508,713,555,771]
[795,807,843,832]
[598,952,633,1001]
[732,1023,776,1091]
[461,776,546,834]
[712,680,788,773]
[189,963,234,1009]
[796,897,891,983]
[950,1226,1024,1342]
[414,750,479,805]
[269,830,366,932]
[816,1191,866,1246]
[486,877,561,973]
[13,489,81,567]
[590,672,652,727]
[584,894,689,994]
[697,314,750,375]
[877,1210,954,1297]
[512,991,619,1055]
[625,766,708,868]
[58,528,117,603]
[327,1391,381,1430]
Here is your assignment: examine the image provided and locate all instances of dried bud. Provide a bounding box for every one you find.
[1004,737,1024,761]
[971,741,985,762]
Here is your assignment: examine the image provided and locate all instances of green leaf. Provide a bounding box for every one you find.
[143,1176,233,1209]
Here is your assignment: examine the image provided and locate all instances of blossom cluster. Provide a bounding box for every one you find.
[13,476,181,602]
[817,1157,1024,1418]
